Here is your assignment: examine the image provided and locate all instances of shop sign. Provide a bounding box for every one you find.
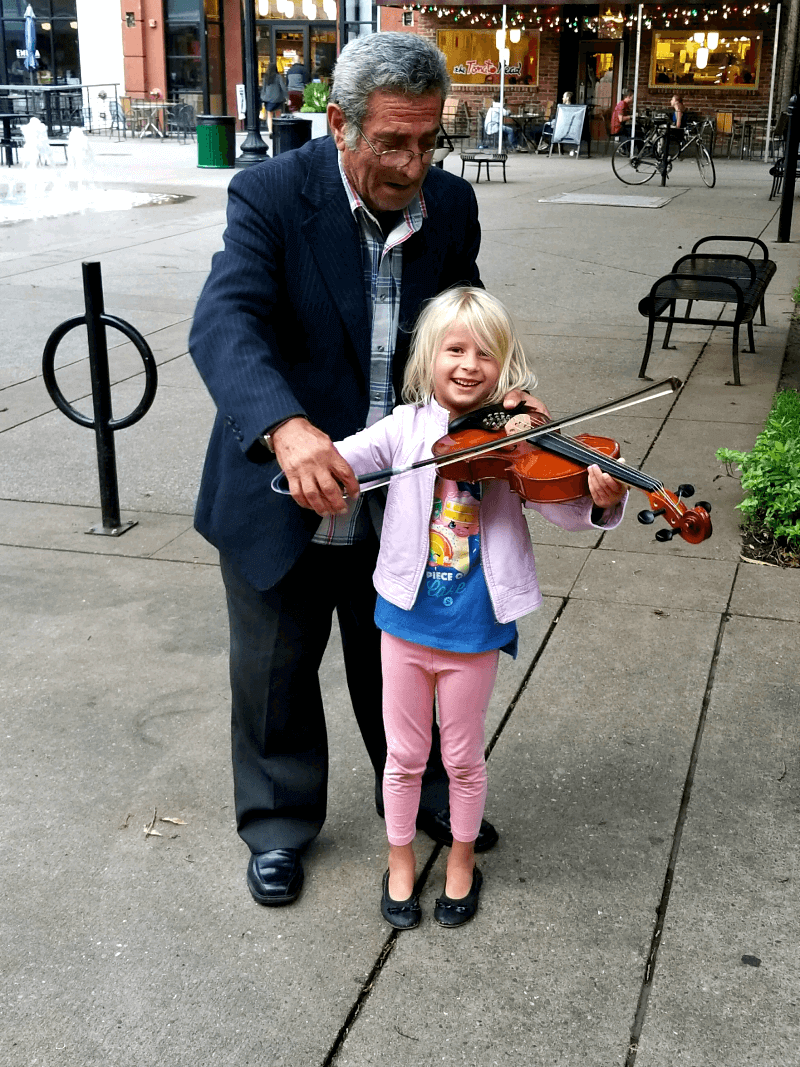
[438,29,539,85]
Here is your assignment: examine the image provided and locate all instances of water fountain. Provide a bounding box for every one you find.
[0,117,159,225]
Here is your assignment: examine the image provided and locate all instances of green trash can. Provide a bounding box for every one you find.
[196,114,236,169]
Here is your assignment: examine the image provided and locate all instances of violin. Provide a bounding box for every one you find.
[433,404,712,546]
[270,377,712,545]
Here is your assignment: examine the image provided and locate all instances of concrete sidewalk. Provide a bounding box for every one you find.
[1,137,799,1067]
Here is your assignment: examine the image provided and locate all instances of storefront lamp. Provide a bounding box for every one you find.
[323,0,335,17]
[696,45,709,69]
[257,0,269,14]
[693,31,705,44]
[509,28,521,43]
[706,31,719,50]
[495,29,505,51]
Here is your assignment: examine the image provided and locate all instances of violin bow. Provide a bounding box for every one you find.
[270,377,682,496]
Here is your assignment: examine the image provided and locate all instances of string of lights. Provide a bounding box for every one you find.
[407,4,772,31]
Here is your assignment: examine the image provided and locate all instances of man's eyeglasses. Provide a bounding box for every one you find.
[355,125,437,168]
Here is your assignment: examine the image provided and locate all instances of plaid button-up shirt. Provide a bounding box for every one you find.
[312,154,428,545]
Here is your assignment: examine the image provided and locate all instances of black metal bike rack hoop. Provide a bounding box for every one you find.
[41,261,158,536]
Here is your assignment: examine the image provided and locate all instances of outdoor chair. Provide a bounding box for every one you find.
[168,104,196,143]
[109,101,127,139]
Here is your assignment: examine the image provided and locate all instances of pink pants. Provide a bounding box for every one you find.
[381,632,499,847]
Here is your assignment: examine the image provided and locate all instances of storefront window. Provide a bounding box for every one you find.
[437,30,540,86]
[650,31,761,88]
[0,1,79,84]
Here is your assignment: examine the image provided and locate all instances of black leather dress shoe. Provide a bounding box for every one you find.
[380,870,422,930]
[434,867,483,928]
[416,808,499,853]
[247,848,304,906]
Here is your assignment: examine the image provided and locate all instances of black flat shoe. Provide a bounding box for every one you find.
[434,868,483,928]
[247,848,304,906]
[416,808,499,853]
[380,870,422,930]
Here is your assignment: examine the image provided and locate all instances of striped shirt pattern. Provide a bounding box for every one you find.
[312,153,428,545]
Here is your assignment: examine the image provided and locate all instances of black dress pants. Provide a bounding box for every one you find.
[220,537,448,854]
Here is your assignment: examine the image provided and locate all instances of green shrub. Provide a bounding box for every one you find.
[717,389,800,547]
[300,82,329,113]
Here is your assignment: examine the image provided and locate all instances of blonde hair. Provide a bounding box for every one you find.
[402,286,534,407]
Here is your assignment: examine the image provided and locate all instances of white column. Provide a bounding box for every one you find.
[76,0,126,127]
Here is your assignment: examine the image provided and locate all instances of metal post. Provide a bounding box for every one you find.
[81,262,131,534]
[777,95,800,242]
[631,4,643,143]
[766,2,782,160]
[236,0,269,167]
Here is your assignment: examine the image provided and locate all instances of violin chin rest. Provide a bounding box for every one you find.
[447,402,528,434]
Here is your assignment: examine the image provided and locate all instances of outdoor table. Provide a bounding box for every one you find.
[0,112,26,166]
[131,101,171,138]
[510,112,542,151]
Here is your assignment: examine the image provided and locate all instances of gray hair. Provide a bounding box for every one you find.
[330,33,450,150]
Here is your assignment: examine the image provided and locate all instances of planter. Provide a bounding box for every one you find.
[297,113,330,140]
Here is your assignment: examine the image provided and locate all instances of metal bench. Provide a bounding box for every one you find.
[459,150,507,183]
[638,235,776,386]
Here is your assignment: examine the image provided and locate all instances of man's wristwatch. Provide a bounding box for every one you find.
[260,415,306,454]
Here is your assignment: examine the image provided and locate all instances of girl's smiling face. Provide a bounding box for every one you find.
[432,326,501,417]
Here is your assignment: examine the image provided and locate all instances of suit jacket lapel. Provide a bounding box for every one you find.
[301,141,371,385]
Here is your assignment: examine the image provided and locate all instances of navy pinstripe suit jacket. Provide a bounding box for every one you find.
[189,135,482,591]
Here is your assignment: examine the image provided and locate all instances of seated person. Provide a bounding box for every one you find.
[531,94,571,152]
[611,89,635,139]
[671,93,686,128]
[483,98,518,150]
[667,93,687,151]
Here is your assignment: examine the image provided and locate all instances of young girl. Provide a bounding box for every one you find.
[335,287,627,930]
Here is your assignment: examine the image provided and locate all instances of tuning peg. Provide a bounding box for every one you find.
[655,528,675,542]
[638,509,655,525]
[676,483,695,498]
[696,500,712,512]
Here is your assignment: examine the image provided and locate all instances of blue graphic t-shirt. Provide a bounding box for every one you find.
[375,476,518,656]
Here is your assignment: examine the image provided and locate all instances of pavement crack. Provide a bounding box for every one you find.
[624,600,733,1066]
[321,844,442,1067]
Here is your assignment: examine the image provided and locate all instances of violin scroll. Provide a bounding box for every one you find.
[643,488,712,545]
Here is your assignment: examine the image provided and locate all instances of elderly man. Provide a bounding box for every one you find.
[190,33,543,906]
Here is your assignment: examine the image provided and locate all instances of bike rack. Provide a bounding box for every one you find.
[41,261,158,536]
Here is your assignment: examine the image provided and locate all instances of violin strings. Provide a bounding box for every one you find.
[533,432,666,496]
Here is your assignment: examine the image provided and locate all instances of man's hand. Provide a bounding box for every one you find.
[271,418,359,516]
[587,464,627,509]
[502,389,551,422]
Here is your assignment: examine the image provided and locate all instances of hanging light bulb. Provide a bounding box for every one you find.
[693,31,705,44]
[509,28,521,43]
[323,0,336,18]
[501,47,510,64]
[495,29,506,50]
[284,0,294,15]
[706,31,719,50]
[257,0,269,14]
[696,46,709,69]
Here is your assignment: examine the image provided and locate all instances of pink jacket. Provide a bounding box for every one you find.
[336,400,626,625]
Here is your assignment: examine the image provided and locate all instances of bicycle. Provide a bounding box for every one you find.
[612,117,716,188]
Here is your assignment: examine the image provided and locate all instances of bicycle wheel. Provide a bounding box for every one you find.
[612,137,660,185]
[696,142,716,187]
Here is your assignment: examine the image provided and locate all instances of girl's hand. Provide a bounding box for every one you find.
[502,389,551,422]
[587,464,627,508]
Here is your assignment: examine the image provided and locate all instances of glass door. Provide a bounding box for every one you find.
[578,41,621,147]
